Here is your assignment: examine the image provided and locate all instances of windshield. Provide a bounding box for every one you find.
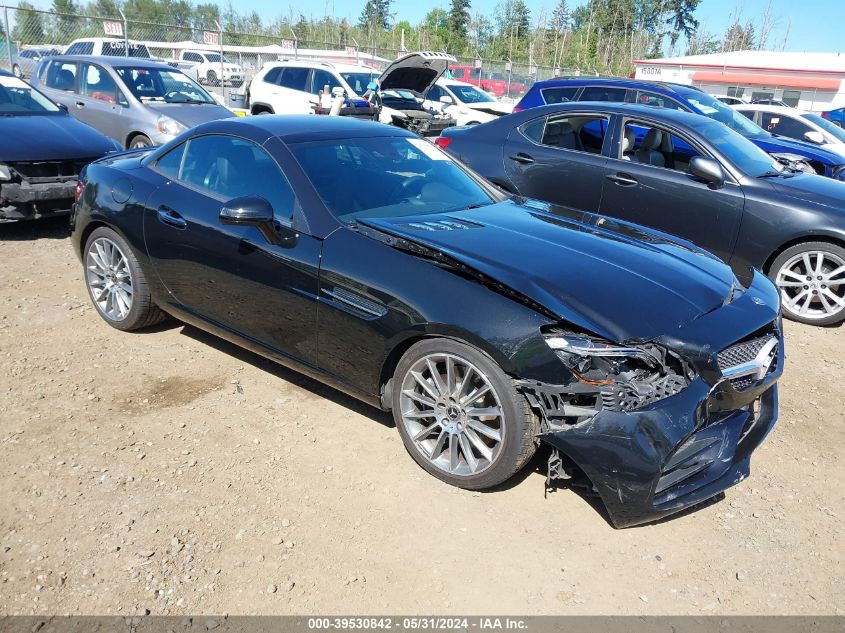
[686,92,769,139]
[803,113,845,143]
[691,118,781,177]
[341,71,378,95]
[115,67,216,104]
[450,84,495,103]
[290,136,495,223]
[0,75,61,115]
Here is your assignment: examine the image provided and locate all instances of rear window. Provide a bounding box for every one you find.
[579,86,627,102]
[278,67,309,91]
[541,86,578,104]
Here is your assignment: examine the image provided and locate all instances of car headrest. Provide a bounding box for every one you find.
[622,128,636,152]
[556,121,575,135]
[544,122,561,137]
[642,128,663,150]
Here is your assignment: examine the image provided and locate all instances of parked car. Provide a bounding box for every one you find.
[248,52,455,136]
[436,102,845,325]
[11,46,61,78]
[448,66,525,98]
[64,37,152,58]
[714,95,747,106]
[822,106,845,128]
[751,98,793,108]
[423,78,513,125]
[513,78,845,180]
[71,115,783,528]
[0,69,118,222]
[32,56,234,148]
[179,49,244,87]
[735,104,845,159]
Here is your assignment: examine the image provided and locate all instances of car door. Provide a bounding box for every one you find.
[142,133,322,365]
[74,62,128,143]
[502,111,610,212]
[40,60,78,109]
[599,118,745,263]
[273,66,313,113]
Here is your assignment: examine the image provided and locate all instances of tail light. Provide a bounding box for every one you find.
[821,112,829,118]
[74,179,85,202]
[512,106,524,113]
[434,137,452,150]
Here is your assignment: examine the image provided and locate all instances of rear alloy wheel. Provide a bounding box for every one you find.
[129,134,153,149]
[84,227,165,331]
[206,70,218,86]
[770,242,845,325]
[12,64,22,78]
[392,338,537,489]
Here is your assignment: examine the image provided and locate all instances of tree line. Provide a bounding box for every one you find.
[6,0,790,75]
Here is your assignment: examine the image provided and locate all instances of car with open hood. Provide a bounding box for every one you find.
[70,115,782,528]
[0,69,118,222]
[247,52,456,135]
[31,56,234,148]
[423,78,514,126]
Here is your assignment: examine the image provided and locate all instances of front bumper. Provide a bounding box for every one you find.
[0,179,77,222]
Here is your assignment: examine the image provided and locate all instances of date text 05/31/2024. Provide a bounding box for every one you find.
[307,618,528,630]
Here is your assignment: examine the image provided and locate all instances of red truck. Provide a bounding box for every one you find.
[448,65,525,98]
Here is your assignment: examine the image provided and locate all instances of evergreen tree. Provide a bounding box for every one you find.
[662,0,700,57]
[13,2,45,44]
[448,0,471,41]
[359,0,392,31]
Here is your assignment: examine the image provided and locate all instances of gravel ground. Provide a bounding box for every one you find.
[1,217,843,615]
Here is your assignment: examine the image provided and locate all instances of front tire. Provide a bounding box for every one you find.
[12,64,22,78]
[84,227,165,331]
[769,242,845,325]
[206,70,218,86]
[392,338,538,490]
[128,134,153,149]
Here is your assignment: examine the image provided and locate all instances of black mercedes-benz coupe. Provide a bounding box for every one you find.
[71,115,783,528]
[436,102,845,326]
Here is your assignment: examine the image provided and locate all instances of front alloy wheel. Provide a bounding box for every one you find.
[771,242,845,325]
[392,339,538,489]
[87,237,133,322]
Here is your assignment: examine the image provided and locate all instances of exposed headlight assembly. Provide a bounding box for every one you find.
[156,115,187,136]
[543,332,691,413]
[0,164,12,181]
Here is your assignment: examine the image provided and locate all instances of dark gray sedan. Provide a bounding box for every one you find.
[437,103,845,326]
[31,55,234,149]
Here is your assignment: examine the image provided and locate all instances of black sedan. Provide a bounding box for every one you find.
[0,69,119,222]
[71,116,782,528]
[437,103,845,326]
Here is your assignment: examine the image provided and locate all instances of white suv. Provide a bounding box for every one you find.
[180,49,244,87]
[247,52,457,135]
[64,38,152,58]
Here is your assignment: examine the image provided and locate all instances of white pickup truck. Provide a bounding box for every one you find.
[179,50,244,87]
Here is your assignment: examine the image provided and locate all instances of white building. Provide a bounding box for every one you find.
[633,50,845,111]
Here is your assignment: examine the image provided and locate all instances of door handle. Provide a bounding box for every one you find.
[157,206,187,229]
[606,173,639,187]
[508,153,535,164]
[75,101,85,108]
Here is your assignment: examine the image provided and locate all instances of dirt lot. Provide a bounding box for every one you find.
[1,217,843,616]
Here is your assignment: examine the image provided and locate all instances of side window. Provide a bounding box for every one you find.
[278,67,309,91]
[621,121,702,173]
[45,61,77,92]
[154,142,186,180]
[739,110,756,121]
[539,114,608,154]
[262,66,281,84]
[179,135,296,223]
[309,69,341,95]
[65,43,83,55]
[760,113,812,140]
[629,90,684,110]
[520,117,545,143]
[452,67,464,79]
[80,64,119,104]
[427,84,444,101]
[578,86,627,102]
[541,86,578,104]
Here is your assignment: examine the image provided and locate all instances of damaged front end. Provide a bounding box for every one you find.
[0,159,92,222]
[518,278,783,528]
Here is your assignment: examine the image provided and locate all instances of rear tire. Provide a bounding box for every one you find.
[84,227,166,331]
[768,241,845,326]
[12,64,22,78]
[392,338,538,490]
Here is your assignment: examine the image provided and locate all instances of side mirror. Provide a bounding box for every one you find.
[688,156,725,189]
[803,130,825,145]
[439,95,453,104]
[219,196,274,225]
[56,102,68,112]
[331,86,345,97]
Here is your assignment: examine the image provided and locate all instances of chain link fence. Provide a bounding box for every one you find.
[1,4,594,105]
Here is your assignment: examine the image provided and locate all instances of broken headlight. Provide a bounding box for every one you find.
[543,332,691,413]
[0,164,12,181]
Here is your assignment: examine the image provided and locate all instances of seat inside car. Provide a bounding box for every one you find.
[621,128,636,160]
[635,128,666,167]
[542,121,583,150]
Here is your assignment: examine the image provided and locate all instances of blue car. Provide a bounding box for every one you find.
[822,106,845,128]
[514,78,845,181]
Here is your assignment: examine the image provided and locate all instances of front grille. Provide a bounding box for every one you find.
[717,336,772,370]
[10,159,96,181]
[717,333,779,391]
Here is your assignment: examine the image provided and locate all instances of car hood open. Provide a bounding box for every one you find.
[0,113,118,162]
[379,52,456,95]
[360,200,738,343]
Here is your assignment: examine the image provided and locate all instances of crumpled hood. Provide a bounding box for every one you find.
[0,114,118,161]
[145,102,235,129]
[754,134,845,166]
[379,52,456,95]
[766,172,845,213]
[361,200,738,343]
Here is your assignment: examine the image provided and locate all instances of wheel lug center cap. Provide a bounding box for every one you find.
[447,405,461,420]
